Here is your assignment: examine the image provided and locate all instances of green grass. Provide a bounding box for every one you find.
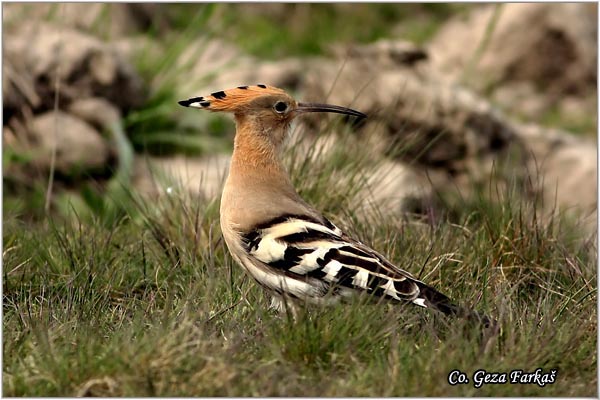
[166,4,464,59]
[3,131,597,396]
[538,104,597,137]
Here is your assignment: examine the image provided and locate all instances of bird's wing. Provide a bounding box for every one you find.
[241,214,458,312]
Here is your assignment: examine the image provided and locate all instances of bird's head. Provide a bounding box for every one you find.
[178,84,366,129]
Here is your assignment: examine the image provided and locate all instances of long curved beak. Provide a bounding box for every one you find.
[296,102,366,119]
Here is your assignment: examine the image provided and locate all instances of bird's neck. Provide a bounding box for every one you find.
[221,115,314,231]
[228,115,296,194]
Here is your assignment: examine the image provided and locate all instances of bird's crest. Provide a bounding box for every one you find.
[178,84,287,112]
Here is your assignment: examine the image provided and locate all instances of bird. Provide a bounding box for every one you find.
[179,84,490,326]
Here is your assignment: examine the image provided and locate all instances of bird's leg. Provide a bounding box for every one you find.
[269,295,285,313]
[270,294,300,321]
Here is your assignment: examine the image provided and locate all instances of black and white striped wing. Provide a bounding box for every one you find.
[241,214,458,314]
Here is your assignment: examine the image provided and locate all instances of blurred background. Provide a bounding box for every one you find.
[3,3,597,233]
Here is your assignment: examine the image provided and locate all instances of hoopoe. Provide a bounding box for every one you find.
[179,84,490,325]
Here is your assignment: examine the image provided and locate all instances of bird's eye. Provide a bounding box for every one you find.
[273,101,288,113]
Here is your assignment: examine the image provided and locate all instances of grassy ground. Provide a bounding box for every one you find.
[3,3,597,397]
[3,131,597,396]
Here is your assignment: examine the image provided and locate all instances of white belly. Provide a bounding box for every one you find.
[220,217,330,301]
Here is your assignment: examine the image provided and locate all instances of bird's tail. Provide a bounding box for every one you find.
[415,281,494,328]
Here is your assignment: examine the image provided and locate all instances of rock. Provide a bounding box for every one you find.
[353,160,432,219]
[515,123,597,230]
[428,3,597,122]
[301,48,521,176]
[133,154,230,201]
[3,58,40,121]
[3,126,17,149]
[429,4,597,91]
[3,19,145,187]
[24,111,110,174]
[68,97,122,130]
[3,22,145,115]
[331,39,428,68]
[299,39,595,234]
